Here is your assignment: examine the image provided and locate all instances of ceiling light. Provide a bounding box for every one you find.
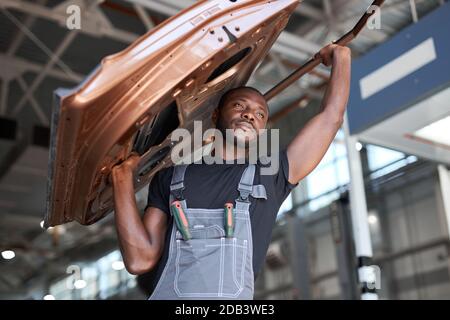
[43,295,55,300]
[368,214,378,225]
[46,225,66,235]
[356,142,363,151]
[1,250,15,260]
[40,220,45,229]
[112,261,125,271]
[299,99,309,108]
[413,115,450,147]
[74,279,86,289]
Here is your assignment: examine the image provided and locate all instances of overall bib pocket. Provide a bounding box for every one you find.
[174,225,248,297]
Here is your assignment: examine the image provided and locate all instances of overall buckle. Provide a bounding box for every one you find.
[238,190,251,202]
[172,188,185,201]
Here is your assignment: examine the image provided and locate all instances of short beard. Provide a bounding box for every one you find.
[216,116,258,151]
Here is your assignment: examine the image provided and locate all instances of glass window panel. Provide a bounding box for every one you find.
[335,129,344,141]
[278,193,293,215]
[307,164,339,199]
[367,145,405,171]
[334,141,347,158]
[309,191,339,212]
[336,158,349,185]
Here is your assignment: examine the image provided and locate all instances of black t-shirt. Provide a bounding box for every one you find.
[142,149,297,296]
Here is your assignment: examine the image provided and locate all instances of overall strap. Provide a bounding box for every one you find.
[251,184,267,200]
[236,164,256,211]
[169,164,188,212]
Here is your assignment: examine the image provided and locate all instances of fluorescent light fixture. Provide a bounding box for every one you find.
[413,115,450,147]
[1,250,15,260]
[112,261,125,271]
[74,279,86,289]
[43,295,55,300]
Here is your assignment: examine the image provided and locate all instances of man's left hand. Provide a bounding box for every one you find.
[315,43,351,67]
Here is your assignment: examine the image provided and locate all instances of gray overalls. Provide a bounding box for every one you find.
[148,163,267,300]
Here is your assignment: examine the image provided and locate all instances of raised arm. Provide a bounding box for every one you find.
[287,44,351,184]
[111,155,168,275]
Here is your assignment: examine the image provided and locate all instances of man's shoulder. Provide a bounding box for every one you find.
[153,165,174,182]
[258,149,287,164]
[254,150,287,177]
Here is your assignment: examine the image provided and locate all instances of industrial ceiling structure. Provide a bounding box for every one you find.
[0,0,445,299]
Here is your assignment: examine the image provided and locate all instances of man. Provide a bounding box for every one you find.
[111,43,351,299]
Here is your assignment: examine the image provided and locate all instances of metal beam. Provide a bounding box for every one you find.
[6,0,48,56]
[294,2,325,21]
[323,0,333,22]
[409,0,419,23]
[133,4,155,30]
[0,54,83,83]
[1,6,81,82]
[12,32,78,117]
[4,0,112,122]
[270,42,309,62]
[0,80,8,116]
[256,60,275,77]
[2,1,48,121]
[1,0,326,63]
[269,52,322,99]
[277,31,322,55]
[0,0,138,43]
[16,77,49,126]
[295,0,390,49]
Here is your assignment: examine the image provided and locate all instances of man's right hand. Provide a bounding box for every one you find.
[111,153,141,184]
[110,152,167,275]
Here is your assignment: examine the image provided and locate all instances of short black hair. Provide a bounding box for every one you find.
[217,86,264,110]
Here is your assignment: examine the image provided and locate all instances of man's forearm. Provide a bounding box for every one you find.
[112,170,155,274]
[320,47,351,123]
[286,45,351,184]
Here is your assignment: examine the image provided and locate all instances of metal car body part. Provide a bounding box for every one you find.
[45,0,300,227]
